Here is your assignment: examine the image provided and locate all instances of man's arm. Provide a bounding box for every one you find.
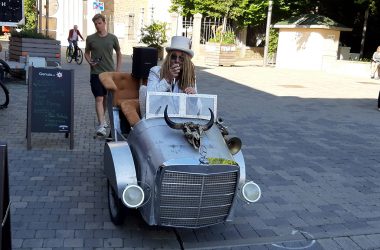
[67,29,72,40]
[115,49,122,72]
[84,40,97,67]
[78,30,84,40]
[147,66,170,92]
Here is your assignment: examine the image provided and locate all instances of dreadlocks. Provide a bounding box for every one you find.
[160,51,195,92]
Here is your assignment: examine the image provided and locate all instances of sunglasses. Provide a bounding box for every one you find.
[170,54,184,62]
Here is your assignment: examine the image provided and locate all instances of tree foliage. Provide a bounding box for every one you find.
[24,0,37,31]
[140,22,168,48]
[170,0,270,27]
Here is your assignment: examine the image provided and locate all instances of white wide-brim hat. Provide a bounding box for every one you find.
[165,36,194,58]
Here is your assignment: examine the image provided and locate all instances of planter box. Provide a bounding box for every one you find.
[205,42,237,66]
[8,37,61,65]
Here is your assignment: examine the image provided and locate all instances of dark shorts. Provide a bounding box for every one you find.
[90,74,107,97]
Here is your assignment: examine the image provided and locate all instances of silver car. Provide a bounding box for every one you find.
[104,91,261,228]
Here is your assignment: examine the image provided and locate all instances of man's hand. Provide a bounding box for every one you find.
[89,57,102,67]
[89,61,98,67]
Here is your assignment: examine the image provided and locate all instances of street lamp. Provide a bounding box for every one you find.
[263,0,273,67]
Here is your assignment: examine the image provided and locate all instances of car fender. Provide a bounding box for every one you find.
[104,141,137,198]
[233,150,246,187]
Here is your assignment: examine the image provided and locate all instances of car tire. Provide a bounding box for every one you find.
[107,180,125,225]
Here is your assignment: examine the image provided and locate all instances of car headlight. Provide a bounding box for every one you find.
[241,181,261,203]
[122,184,145,208]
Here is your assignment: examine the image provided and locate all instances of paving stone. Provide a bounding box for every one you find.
[334,236,362,250]
[56,230,75,239]
[13,229,36,239]
[22,239,44,248]
[43,239,64,248]
[366,234,380,246]
[12,239,23,248]
[317,238,342,250]
[350,235,379,249]
[35,230,55,238]
[103,238,123,248]
[63,238,84,247]
[84,238,103,248]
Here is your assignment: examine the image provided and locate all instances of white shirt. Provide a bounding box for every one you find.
[147,66,197,93]
[71,31,78,41]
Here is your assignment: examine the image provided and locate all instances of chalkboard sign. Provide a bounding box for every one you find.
[27,67,74,149]
[0,0,24,26]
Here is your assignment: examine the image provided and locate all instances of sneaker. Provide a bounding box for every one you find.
[96,126,107,136]
[371,76,375,79]
[100,121,109,128]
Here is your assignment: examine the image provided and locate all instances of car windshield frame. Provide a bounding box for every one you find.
[145,92,217,121]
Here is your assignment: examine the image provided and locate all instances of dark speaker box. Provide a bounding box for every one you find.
[132,47,158,79]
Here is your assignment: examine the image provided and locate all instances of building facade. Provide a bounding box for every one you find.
[50,0,174,54]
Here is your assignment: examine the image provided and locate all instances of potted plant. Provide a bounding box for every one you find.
[8,29,61,65]
[205,29,237,66]
[140,22,167,60]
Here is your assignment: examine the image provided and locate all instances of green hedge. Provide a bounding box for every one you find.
[10,30,53,40]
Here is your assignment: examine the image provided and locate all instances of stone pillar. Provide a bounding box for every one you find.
[170,13,180,37]
[239,28,247,58]
[192,13,202,60]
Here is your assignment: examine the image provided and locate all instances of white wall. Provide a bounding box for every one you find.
[150,0,172,24]
[54,0,174,53]
[276,28,340,70]
[55,0,84,47]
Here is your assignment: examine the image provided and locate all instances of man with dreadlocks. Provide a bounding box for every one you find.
[147,36,197,94]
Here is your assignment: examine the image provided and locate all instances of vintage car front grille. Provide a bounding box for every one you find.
[158,166,238,228]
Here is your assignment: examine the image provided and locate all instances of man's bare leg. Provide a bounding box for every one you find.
[371,62,380,78]
[95,96,106,125]
[103,95,107,123]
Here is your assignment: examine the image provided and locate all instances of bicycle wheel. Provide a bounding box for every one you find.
[66,47,73,63]
[76,48,84,65]
[0,80,9,109]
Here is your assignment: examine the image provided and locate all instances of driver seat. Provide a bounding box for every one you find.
[99,72,145,140]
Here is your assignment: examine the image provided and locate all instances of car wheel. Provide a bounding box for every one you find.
[107,180,125,225]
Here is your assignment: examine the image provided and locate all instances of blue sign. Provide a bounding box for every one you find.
[93,1,104,11]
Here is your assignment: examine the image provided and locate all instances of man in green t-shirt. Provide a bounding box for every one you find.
[85,13,122,136]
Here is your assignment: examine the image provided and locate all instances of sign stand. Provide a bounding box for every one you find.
[26,67,74,150]
[0,142,12,249]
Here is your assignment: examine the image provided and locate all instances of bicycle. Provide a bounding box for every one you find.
[0,60,11,109]
[66,44,84,65]
[0,79,9,109]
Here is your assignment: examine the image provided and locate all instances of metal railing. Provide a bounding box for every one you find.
[181,16,233,44]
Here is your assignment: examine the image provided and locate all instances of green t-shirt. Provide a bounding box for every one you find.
[85,33,120,74]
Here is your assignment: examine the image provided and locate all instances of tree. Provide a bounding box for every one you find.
[170,0,269,28]
[354,0,377,57]
[24,0,37,31]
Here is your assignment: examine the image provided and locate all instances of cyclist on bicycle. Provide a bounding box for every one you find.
[67,25,84,61]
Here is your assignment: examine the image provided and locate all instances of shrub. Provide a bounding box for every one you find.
[140,22,167,48]
[11,29,53,40]
[268,29,278,58]
[209,30,236,45]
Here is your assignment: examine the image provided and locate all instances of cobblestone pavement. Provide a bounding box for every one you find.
[1,52,380,250]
